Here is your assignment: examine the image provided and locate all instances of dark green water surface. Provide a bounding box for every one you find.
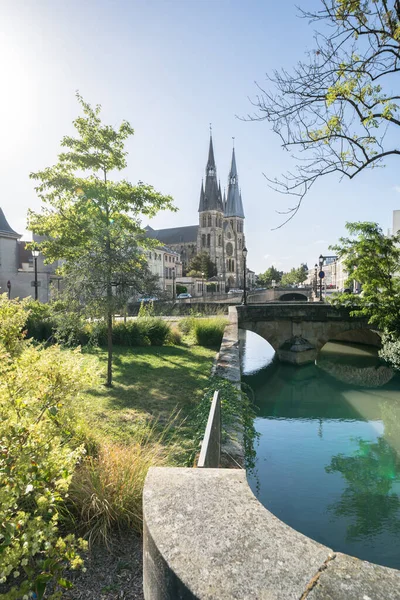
[241,331,400,569]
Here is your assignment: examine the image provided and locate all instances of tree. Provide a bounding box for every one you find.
[28,94,175,386]
[251,1,400,225]
[281,264,308,286]
[257,265,283,286]
[187,251,217,278]
[330,221,400,333]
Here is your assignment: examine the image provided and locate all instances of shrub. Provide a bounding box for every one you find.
[178,316,196,335]
[166,326,182,346]
[380,333,400,371]
[0,295,99,599]
[193,317,227,347]
[139,317,170,346]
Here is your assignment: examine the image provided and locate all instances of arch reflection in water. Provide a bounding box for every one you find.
[241,330,400,570]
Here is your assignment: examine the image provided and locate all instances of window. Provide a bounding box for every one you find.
[237,222,240,232]
[208,215,212,227]
[202,215,206,227]
[202,234,206,247]
[230,220,233,229]
[239,238,242,250]
[207,233,210,247]
[218,235,222,246]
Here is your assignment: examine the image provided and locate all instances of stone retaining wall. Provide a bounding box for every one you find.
[142,307,400,599]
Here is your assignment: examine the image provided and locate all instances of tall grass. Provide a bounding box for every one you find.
[66,419,181,546]
[193,317,228,347]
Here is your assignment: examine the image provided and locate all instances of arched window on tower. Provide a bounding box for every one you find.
[239,238,242,250]
[202,215,206,227]
[230,220,233,230]
[207,234,210,247]
[208,215,212,227]
[237,222,240,232]
[232,259,235,272]
[202,234,206,247]
[218,235,222,246]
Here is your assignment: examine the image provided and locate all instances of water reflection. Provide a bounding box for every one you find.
[326,437,400,542]
[241,329,400,569]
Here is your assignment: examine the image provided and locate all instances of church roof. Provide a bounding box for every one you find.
[198,136,224,213]
[225,148,245,218]
[0,207,21,238]
[145,224,198,245]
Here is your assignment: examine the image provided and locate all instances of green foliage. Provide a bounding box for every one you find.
[189,377,259,470]
[252,1,400,223]
[28,93,175,385]
[330,221,400,333]
[0,296,99,599]
[193,317,228,347]
[187,251,217,278]
[280,264,308,287]
[176,284,187,295]
[257,265,282,286]
[379,334,400,372]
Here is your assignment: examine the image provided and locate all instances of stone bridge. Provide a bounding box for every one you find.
[247,287,313,303]
[236,303,380,364]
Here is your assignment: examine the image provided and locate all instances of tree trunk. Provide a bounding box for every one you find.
[106,307,113,386]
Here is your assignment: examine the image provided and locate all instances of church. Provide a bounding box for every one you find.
[146,135,246,289]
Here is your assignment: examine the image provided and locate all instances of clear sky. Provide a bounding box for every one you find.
[1,0,399,274]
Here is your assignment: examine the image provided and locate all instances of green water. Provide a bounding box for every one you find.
[241,330,400,569]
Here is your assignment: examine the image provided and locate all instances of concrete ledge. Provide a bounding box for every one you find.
[143,468,400,599]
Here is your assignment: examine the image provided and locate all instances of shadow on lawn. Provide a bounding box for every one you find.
[85,345,216,419]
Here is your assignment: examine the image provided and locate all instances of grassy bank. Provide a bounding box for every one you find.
[79,344,216,447]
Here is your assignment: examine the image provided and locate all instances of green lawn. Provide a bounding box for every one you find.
[79,344,216,447]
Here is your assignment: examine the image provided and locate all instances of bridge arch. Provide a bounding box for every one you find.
[278,292,308,302]
[236,304,377,365]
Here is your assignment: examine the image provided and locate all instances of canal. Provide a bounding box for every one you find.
[241,330,400,570]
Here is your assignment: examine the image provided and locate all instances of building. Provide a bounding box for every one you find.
[146,135,247,289]
[0,208,57,301]
[146,245,182,297]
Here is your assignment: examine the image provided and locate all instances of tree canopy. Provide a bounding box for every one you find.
[257,265,283,286]
[29,94,175,385]
[251,1,400,225]
[187,252,217,278]
[281,264,309,287]
[330,221,400,332]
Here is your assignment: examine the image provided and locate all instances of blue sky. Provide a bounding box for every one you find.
[1,0,399,274]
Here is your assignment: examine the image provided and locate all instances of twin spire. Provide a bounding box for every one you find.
[198,134,245,218]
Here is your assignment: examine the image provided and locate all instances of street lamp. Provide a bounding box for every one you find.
[314,264,318,300]
[319,254,324,302]
[172,268,176,302]
[242,246,248,305]
[32,249,40,301]
[201,272,205,299]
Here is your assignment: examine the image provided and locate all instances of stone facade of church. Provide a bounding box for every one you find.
[146,136,246,289]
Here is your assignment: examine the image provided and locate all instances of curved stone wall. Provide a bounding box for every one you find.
[143,468,400,599]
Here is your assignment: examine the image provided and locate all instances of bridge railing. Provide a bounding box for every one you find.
[197,390,221,468]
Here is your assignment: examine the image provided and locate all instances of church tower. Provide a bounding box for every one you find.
[197,134,225,277]
[224,147,246,289]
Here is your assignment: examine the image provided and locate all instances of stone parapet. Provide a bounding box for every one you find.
[143,468,400,599]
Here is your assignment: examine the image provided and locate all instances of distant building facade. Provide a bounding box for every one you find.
[0,208,58,301]
[146,245,182,297]
[146,135,247,289]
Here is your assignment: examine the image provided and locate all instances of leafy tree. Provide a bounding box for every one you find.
[187,251,217,278]
[330,221,400,333]
[251,1,400,224]
[281,264,308,286]
[28,94,174,385]
[257,265,283,286]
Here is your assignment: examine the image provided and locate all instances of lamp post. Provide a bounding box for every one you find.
[172,268,176,302]
[32,249,40,301]
[201,271,205,299]
[319,254,324,302]
[314,264,318,300]
[242,246,248,305]
[6,280,11,300]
